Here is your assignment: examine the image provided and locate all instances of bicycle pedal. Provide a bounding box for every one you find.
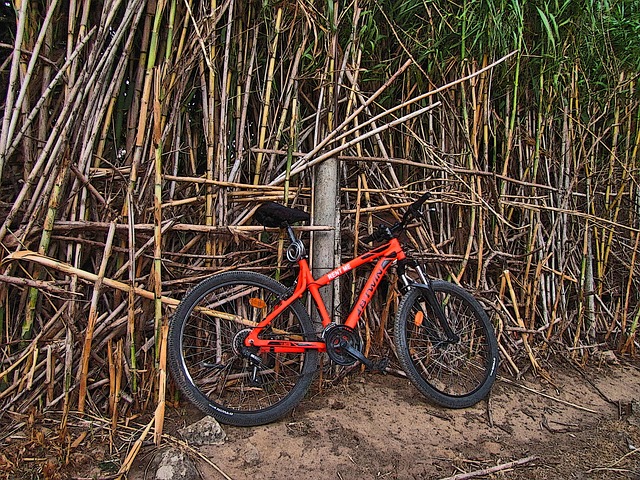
[368,357,389,373]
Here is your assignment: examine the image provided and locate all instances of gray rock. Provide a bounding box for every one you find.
[154,449,198,480]
[243,442,261,466]
[178,415,227,446]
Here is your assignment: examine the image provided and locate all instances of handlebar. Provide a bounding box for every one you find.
[361,192,432,244]
[405,191,431,219]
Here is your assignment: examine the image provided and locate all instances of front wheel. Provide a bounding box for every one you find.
[394,280,498,408]
[168,271,319,426]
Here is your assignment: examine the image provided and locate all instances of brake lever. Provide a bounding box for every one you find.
[361,224,392,244]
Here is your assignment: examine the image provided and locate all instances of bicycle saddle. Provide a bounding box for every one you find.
[254,202,310,227]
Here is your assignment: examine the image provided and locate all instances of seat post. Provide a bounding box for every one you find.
[285,224,297,243]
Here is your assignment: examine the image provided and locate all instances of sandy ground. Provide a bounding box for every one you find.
[134,356,640,480]
[2,356,639,479]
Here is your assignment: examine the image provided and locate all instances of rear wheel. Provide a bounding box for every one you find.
[394,280,498,408]
[168,271,319,426]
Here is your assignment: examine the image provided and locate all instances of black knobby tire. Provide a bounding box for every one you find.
[168,271,319,426]
[394,280,499,408]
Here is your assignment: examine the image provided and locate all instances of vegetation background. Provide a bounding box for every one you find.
[0,0,639,469]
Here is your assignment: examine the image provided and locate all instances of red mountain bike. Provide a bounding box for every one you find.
[168,193,499,426]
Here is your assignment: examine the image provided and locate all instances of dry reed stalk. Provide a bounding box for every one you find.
[78,222,116,413]
[154,324,169,445]
[503,270,540,372]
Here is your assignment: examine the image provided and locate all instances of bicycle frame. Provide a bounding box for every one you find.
[245,238,407,353]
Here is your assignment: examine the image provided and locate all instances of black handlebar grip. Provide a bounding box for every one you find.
[361,233,374,243]
[409,192,432,213]
[416,191,432,207]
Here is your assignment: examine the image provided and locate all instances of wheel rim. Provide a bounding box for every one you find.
[178,280,312,414]
[405,289,493,398]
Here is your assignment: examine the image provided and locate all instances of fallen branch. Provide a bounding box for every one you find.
[586,448,640,473]
[439,455,539,480]
[0,274,75,295]
[499,377,598,413]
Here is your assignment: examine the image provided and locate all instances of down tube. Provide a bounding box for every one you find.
[343,257,397,329]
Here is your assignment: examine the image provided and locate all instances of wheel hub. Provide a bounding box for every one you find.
[232,329,252,357]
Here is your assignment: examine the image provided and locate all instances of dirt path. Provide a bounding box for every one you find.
[137,358,640,480]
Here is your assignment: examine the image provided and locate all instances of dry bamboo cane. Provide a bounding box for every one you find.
[253,7,283,185]
[117,414,156,478]
[273,102,442,186]
[0,65,91,244]
[503,270,540,371]
[597,76,622,290]
[153,67,165,366]
[151,27,168,441]
[107,339,116,426]
[2,251,283,330]
[343,68,400,189]
[265,38,306,182]
[154,324,169,445]
[203,0,217,263]
[0,0,28,180]
[621,231,640,350]
[271,58,414,185]
[228,22,258,183]
[67,2,145,372]
[78,221,117,413]
[3,0,61,155]
[22,151,73,342]
[271,51,516,186]
[4,27,96,160]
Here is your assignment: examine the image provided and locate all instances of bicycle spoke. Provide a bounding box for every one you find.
[396,280,498,407]
[169,272,318,425]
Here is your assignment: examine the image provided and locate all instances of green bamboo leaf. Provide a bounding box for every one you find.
[536,5,556,51]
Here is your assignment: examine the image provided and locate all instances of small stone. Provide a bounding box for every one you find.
[244,442,261,466]
[178,416,226,446]
[154,449,198,480]
[599,350,619,364]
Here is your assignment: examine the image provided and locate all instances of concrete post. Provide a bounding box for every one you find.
[312,157,340,326]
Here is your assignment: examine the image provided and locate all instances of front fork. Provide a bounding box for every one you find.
[397,259,460,344]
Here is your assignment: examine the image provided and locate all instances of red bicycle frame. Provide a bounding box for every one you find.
[245,238,407,353]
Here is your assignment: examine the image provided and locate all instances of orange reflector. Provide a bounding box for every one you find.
[414,311,424,326]
[249,297,267,309]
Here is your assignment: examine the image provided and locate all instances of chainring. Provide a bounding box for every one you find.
[324,325,361,366]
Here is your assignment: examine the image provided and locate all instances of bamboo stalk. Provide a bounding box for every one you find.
[253,7,283,185]
[503,270,540,371]
[0,0,28,180]
[78,221,116,413]
[3,0,61,158]
[154,324,169,445]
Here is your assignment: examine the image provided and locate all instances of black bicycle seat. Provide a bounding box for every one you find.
[254,202,310,228]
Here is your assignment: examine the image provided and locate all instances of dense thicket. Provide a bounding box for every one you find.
[0,0,638,459]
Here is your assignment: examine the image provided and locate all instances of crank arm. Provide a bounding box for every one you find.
[337,338,372,369]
